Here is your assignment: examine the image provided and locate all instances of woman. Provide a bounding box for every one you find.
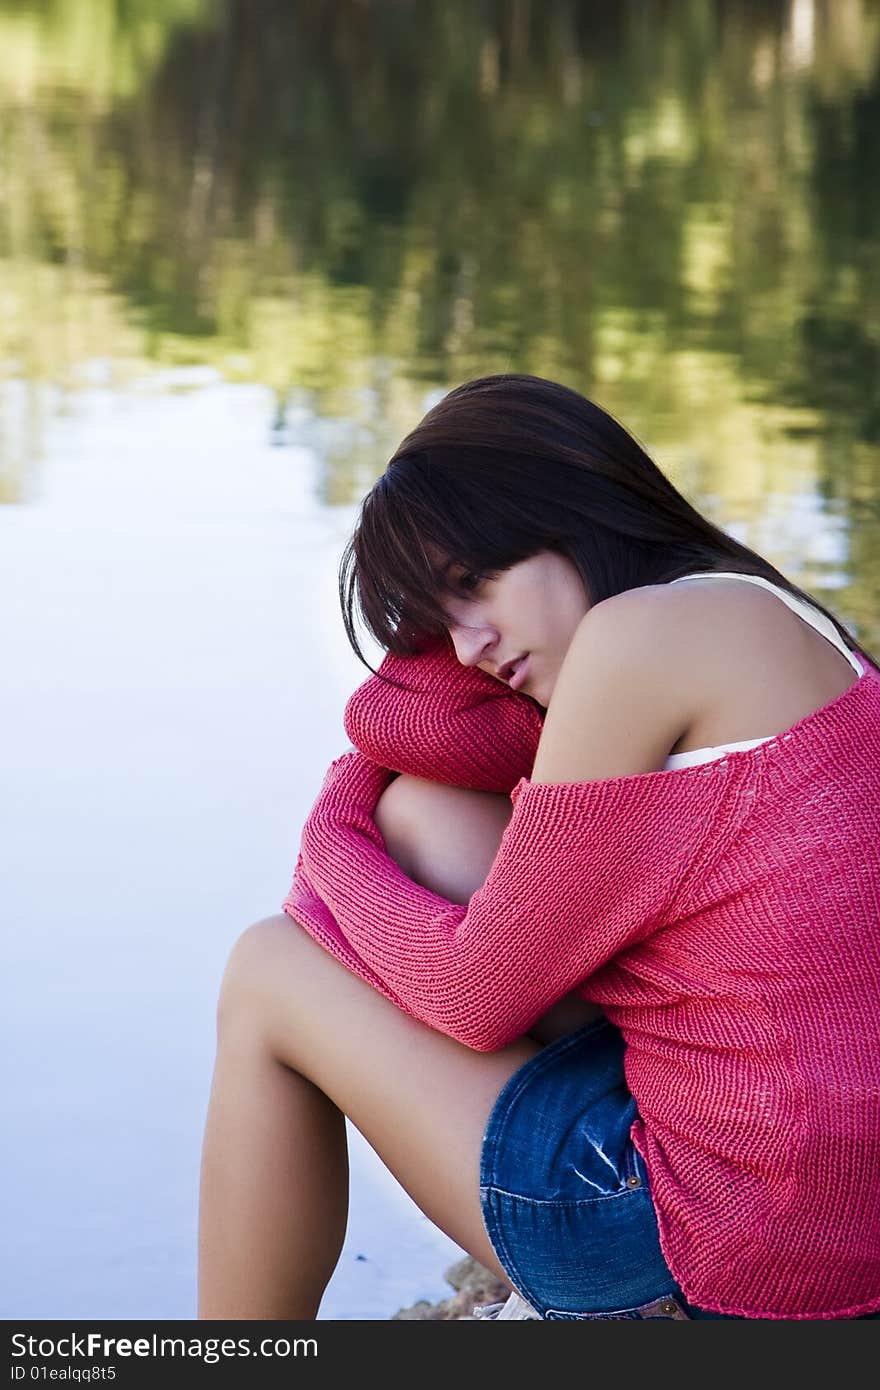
[197,374,880,1320]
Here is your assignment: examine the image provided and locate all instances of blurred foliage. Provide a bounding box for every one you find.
[0,0,878,640]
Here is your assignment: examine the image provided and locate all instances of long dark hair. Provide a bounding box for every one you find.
[339,373,878,685]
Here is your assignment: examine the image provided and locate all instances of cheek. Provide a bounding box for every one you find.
[546,615,580,665]
[440,594,472,627]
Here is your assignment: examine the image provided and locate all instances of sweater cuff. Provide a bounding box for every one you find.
[306,749,397,840]
[343,640,544,792]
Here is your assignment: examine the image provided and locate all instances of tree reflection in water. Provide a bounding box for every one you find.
[0,0,878,640]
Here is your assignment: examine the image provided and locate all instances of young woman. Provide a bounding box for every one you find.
[197,374,880,1320]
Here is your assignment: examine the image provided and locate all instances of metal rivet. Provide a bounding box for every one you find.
[625,1174,641,1188]
[661,1301,677,1316]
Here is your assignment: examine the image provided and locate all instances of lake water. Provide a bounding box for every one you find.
[2,0,879,1320]
[0,376,464,1318]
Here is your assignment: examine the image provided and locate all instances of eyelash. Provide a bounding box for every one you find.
[457,570,484,594]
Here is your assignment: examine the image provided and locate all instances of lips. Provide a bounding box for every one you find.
[497,654,525,682]
[509,655,530,691]
[499,654,529,690]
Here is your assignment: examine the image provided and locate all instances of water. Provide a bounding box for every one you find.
[2,0,879,1320]
[0,378,464,1318]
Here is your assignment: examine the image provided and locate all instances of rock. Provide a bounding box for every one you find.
[391,1299,441,1320]
[390,1256,513,1320]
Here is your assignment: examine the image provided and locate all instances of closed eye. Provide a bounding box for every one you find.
[456,570,485,594]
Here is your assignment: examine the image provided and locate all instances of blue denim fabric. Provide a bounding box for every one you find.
[479,1017,880,1321]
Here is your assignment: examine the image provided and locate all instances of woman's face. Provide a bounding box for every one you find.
[435,549,591,709]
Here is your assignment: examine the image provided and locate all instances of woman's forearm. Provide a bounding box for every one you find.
[372,775,603,1046]
[297,749,719,1051]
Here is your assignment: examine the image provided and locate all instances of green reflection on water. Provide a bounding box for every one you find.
[1,0,878,644]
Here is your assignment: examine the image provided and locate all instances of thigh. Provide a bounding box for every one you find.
[221,913,542,1284]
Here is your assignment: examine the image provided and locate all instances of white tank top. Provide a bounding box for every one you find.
[663,572,866,770]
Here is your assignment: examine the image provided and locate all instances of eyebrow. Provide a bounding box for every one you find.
[430,560,454,586]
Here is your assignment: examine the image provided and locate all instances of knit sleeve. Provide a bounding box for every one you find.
[342,638,544,793]
[282,849,404,1009]
[291,749,726,1051]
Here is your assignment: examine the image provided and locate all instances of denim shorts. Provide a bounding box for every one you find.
[479,1018,742,1320]
[479,1016,880,1320]
[481,1017,880,1317]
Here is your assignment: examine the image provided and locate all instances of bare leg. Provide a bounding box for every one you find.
[198,915,538,1317]
[198,973,350,1319]
[198,775,597,1319]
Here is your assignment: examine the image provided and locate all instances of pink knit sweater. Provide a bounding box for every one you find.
[283,638,880,1319]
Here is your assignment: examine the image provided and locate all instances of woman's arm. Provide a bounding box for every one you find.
[294,751,716,1050]
[283,638,542,1020]
[372,773,604,1044]
[290,598,721,1050]
[343,637,543,792]
[286,789,600,1043]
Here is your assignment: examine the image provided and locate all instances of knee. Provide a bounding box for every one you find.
[373,775,513,903]
[373,774,463,876]
[373,773,428,845]
[217,914,295,1027]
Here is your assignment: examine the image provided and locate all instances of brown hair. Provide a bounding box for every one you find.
[339,373,877,684]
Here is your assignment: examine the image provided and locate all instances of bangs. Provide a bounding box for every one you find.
[341,453,536,659]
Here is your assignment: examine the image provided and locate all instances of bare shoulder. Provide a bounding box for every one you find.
[580,577,860,761]
[586,573,828,680]
[577,581,701,677]
[529,584,701,786]
[526,574,859,786]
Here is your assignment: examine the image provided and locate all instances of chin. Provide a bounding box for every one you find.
[530,680,550,711]
[535,678,554,710]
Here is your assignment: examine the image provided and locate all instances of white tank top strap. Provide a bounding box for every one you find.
[667,571,865,677]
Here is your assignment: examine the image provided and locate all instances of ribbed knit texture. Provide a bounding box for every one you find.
[283,640,880,1320]
[343,636,545,790]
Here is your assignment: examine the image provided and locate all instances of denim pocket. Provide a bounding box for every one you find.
[546,1296,690,1321]
[478,1019,681,1320]
[545,1308,641,1320]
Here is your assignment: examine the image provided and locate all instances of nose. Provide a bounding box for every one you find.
[448,620,498,669]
